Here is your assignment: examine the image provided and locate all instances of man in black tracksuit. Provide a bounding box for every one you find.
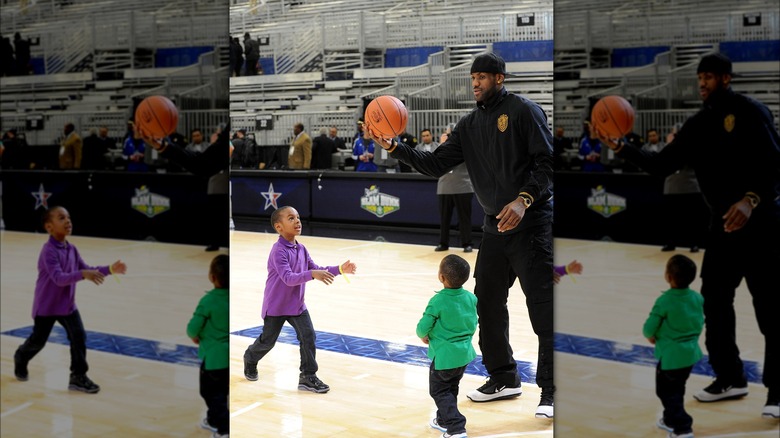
[601,53,780,419]
[366,53,555,419]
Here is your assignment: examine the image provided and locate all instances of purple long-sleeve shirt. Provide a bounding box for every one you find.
[33,236,110,318]
[262,236,339,318]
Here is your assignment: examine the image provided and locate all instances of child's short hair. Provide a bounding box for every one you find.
[666,254,697,288]
[210,254,229,288]
[270,206,292,227]
[40,205,63,229]
[440,254,470,289]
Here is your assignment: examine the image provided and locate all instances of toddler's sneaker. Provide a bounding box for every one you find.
[762,388,779,419]
[244,359,258,381]
[466,376,521,402]
[535,386,554,418]
[657,418,693,437]
[429,417,446,432]
[68,374,100,394]
[212,433,229,438]
[442,433,467,438]
[693,377,748,402]
[200,417,217,432]
[298,374,329,393]
[13,353,28,382]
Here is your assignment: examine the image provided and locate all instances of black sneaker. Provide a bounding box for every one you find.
[693,377,748,402]
[762,388,779,419]
[661,245,676,252]
[535,386,554,418]
[200,417,217,432]
[466,376,522,402]
[298,374,330,393]
[244,359,258,381]
[68,374,100,394]
[14,353,28,382]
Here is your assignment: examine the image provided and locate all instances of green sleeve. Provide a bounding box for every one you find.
[642,300,665,339]
[186,299,208,339]
[416,302,437,338]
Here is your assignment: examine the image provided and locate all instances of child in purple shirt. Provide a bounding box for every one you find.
[243,206,356,393]
[14,206,126,393]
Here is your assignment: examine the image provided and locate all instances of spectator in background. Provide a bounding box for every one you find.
[553,126,573,170]
[434,124,475,253]
[81,127,112,170]
[352,130,376,172]
[243,33,259,76]
[288,123,312,170]
[659,123,705,253]
[205,124,230,252]
[578,121,604,172]
[187,128,210,153]
[123,124,147,172]
[1,129,28,170]
[642,128,665,153]
[230,37,243,77]
[59,123,82,169]
[13,32,31,76]
[311,127,336,170]
[329,127,347,150]
[230,129,258,170]
[1,34,14,77]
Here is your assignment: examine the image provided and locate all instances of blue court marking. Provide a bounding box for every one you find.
[2,326,764,384]
[233,325,537,382]
[555,332,763,384]
[2,326,201,368]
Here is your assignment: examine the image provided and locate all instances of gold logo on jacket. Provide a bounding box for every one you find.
[497,114,509,132]
[724,114,735,133]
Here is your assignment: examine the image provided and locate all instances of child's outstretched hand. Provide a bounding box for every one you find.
[312,270,335,285]
[111,260,127,275]
[82,270,105,285]
[567,260,583,276]
[340,260,357,275]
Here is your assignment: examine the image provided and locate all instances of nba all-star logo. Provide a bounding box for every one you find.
[261,183,282,210]
[31,183,52,210]
[131,186,171,218]
[587,185,626,218]
[360,185,400,218]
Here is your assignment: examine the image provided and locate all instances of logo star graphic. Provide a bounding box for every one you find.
[31,183,52,210]
[261,183,282,210]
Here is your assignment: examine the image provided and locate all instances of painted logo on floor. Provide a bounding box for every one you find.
[360,185,400,218]
[587,185,626,218]
[131,186,170,218]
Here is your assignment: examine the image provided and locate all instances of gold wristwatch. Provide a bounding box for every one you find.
[518,192,533,208]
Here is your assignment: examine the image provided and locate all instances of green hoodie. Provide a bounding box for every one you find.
[416,287,478,370]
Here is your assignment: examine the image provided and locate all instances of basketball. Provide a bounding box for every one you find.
[135,95,179,139]
[364,95,408,139]
[591,95,635,140]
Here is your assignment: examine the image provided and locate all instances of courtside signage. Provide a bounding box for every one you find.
[587,185,626,218]
[360,185,400,218]
[131,186,171,218]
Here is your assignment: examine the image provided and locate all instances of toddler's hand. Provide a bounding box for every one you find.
[421,336,429,344]
[111,260,127,275]
[312,270,335,285]
[82,270,105,285]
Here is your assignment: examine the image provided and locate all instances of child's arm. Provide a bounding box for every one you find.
[416,301,437,344]
[186,298,208,344]
[42,247,102,287]
[642,300,665,343]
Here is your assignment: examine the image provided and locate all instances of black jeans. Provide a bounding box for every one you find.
[244,310,318,375]
[474,224,554,389]
[701,219,778,391]
[15,309,88,375]
[429,361,467,434]
[438,193,473,247]
[656,362,693,434]
[200,363,229,434]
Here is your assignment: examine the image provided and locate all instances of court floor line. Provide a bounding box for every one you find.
[1,326,764,385]
[0,402,33,418]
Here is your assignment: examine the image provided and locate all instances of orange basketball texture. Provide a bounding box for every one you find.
[135,95,179,138]
[365,95,408,139]
[591,95,635,139]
